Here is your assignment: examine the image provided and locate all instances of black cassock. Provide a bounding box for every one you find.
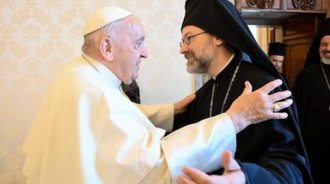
[293,62,330,184]
[173,54,312,184]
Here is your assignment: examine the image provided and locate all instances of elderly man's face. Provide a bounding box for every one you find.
[113,16,148,85]
[320,35,330,65]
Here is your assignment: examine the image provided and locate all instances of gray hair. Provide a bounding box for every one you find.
[81,17,129,56]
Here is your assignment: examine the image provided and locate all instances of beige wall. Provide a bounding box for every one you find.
[0,1,191,183]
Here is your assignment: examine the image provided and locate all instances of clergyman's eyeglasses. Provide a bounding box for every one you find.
[180,32,207,47]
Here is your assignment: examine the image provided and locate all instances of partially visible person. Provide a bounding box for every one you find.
[268,42,289,86]
[22,6,293,184]
[293,17,330,184]
[122,79,141,103]
[268,42,287,71]
[173,0,312,183]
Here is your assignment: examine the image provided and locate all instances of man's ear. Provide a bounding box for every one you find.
[215,37,224,46]
[100,37,114,61]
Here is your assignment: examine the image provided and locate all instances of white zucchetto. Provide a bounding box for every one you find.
[83,6,132,35]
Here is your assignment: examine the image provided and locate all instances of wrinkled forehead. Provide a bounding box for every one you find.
[131,17,145,34]
[115,15,145,41]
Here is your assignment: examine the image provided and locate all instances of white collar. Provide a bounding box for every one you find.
[82,53,122,88]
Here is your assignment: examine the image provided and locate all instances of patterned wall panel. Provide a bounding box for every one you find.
[0,0,191,183]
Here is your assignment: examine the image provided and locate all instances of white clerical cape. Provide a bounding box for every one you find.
[23,54,236,184]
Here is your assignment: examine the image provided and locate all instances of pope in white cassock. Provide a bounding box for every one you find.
[22,6,293,184]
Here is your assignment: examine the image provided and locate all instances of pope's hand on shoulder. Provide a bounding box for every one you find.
[226,79,292,133]
[174,94,196,114]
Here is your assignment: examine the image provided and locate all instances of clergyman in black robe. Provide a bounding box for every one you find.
[173,0,312,183]
[293,18,330,184]
[268,42,290,87]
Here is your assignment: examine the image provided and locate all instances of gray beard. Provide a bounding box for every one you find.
[321,56,330,65]
[187,65,208,74]
[187,59,210,74]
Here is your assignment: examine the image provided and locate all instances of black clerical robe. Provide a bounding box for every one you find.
[174,54,312,184]
[280,73,290,88]
[293,62,330,184]
[122,80,141,104]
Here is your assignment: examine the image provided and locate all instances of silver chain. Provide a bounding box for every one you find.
[209,83,216,117]
[209,60,242,116]
[221,60,242,113]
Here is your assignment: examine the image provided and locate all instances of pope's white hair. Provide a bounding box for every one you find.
[81,16,132,56]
